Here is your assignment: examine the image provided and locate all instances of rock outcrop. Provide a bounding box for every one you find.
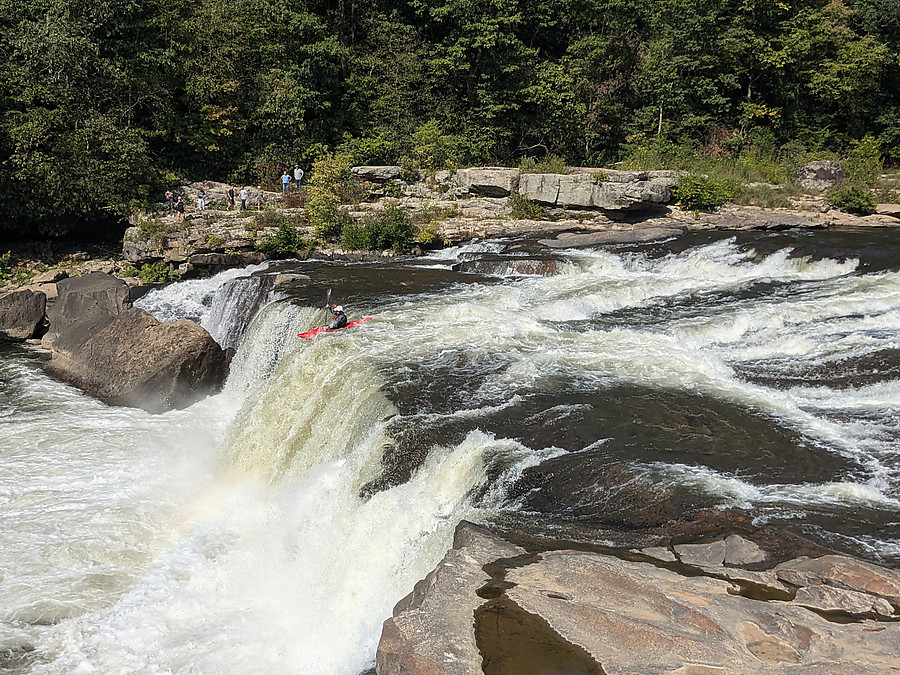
[377,522,900,674]
[797,161,845,191]
[42,273,227,413]
[0,288,47,341]
[456,168,521,197]
[352,165,404,182]
[520,170,677,209]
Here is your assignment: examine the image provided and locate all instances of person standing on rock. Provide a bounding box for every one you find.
[197,188,206,212]
[256,186,265,210]
[293,165,304,189]
[165,190,174,216]
[175,197,185,222]
[227,186,236,210]
[240,187,248,211]
[281,170,291,194]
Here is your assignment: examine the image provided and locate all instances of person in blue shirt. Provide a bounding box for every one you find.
[281,170,291,193]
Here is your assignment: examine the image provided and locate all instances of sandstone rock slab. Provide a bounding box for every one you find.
[725,535,767,566]
[376,522,525,675]
[675,540,728,567]
[775,555,900,604]
[352,165,403,182]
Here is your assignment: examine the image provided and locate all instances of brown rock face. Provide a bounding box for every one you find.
[0,288,46,341]
[42,272,227,412]
[46,307,227,413]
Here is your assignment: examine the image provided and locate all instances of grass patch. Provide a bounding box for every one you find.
[508,193,545,219]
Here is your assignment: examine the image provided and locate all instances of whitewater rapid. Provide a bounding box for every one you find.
[1,233,898,672]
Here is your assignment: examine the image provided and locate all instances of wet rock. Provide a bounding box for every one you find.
[457,168,521,197]
[675,540,727,567]
[455,258,562,277]
[272,273,311,289]
[797,161,844,191]
[774,555,900,604]
[0,289,46,341]
[539,226,681,248]
[352,165,403,182]
[45,307,227,413]
[376,522,525,675]
[724,534,767,565]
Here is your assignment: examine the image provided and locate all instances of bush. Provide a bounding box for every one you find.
[843,135,883,185]
[519,154,569,174]
[826,185,877,215]
[256,220,312,256]
[341,204,415,253]
[306,151,361,241]
[673,174,735,211]
[137,262,178,284]
[508,193,545,219]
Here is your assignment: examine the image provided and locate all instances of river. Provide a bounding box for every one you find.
[1,228,898,673]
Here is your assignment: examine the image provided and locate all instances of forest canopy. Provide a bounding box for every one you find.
[1,0,899,234]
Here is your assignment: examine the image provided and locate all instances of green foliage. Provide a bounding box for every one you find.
[826,185,877,215]
[592,171,611,183]
[203,234,226,247]
[508,193,545,219]
[673,174,735,211]
[135,218,179,244]
[519,155,570,174]
[137,262,178,285]
[2,0,900,237]
[0,251,13,284]
[340,204,415,254]
[844,135,884,185]
[256,220,312,256]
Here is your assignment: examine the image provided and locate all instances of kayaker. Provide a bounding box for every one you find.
[326,305,348,330]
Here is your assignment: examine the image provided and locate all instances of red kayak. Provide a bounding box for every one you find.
[298,316,372,339]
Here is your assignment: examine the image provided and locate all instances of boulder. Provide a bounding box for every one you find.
[41,273,131,354]
[352,165,403,182]
[675,540,727,567]
[31,269,68,285]
[456,168,521,197]
[0,289,47,341]
[793,585,896,618]
[45,307,227,413]
[376,522,525,675]
[797,161,844,191]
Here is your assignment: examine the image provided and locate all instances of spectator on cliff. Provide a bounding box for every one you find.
[240,186,248,210]
[256,187,265,210]
[175,197,185,222]
[197,187,206,212]
[227,186,236,210]
[293,165,304,188]
[165,190,174,215]
[281,170,291,194]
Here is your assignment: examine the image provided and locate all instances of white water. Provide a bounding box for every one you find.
[1,237,899,672]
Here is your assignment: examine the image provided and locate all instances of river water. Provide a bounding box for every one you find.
[1,229,898,673]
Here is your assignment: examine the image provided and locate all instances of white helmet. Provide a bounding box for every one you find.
[334,305,344,313]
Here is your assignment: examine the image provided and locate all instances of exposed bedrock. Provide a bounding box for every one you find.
[42,273,227,413]
[376,521,900,674]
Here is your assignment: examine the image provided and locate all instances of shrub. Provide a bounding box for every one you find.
[256,221,312,256]
[844,135,883,185]
[826,185,877,215]
[520,154,569,174]
[306,151,362,241]
[281,191,305,208]
[508,193,545,219]
[135,218,178,244]
[341,204,415,253]
[673,174,735,210]
[137,261,178,284]
[592,171,611,183]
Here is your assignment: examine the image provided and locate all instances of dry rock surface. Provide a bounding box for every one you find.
[377,522,900,674]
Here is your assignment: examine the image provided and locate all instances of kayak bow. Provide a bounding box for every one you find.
[298,316,372,339]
